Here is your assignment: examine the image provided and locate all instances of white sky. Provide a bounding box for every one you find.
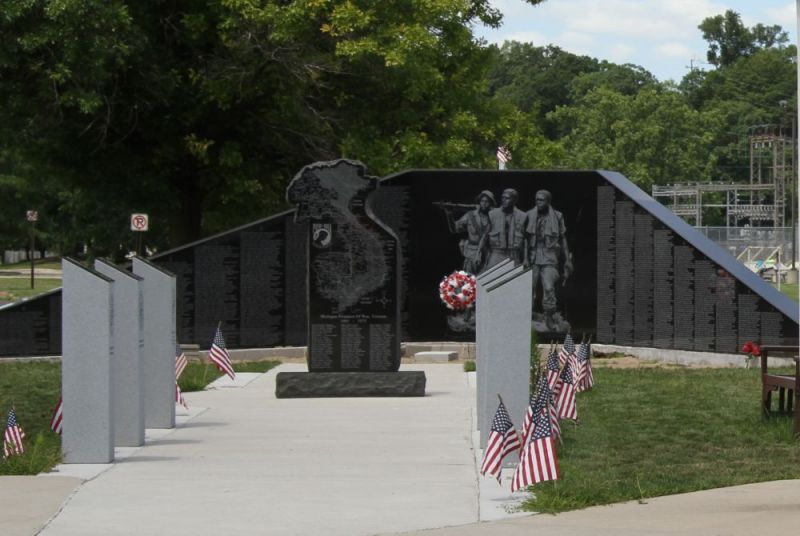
[475,0,797,82]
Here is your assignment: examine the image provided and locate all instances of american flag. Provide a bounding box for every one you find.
[175,344,188,380]
[521,377,548,444]
[519,398,535,446]
[575,342,593,392]
[480,400,521,483]
[523,378,561,443]
[497,145,511,165]
[175,382,188,409]
[583,343,595,390]
[545,346,560,391]
[50,398,63,435]
[573,342,587,390]
[209,325,236,380]
[558,333,576,367]
[511,411,559,491]
[548,393,561,439]
[555,363,578,421]
[3,408,25,458]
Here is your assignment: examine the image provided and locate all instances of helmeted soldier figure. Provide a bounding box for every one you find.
[446,190,495,274]
[525,189,572,330]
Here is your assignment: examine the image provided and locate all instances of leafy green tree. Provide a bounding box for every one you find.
[487,42,658,140]
[488,43,598,116]
[699,9,789,67]
[568,62,657,98]
[689,47,797,183]
[548,87,720,191]
[0,0,517,257]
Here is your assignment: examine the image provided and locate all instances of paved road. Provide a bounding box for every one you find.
[0,268,62,278]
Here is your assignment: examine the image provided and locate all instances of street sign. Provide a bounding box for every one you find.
[26,210,38,222]
[130,213,149,232]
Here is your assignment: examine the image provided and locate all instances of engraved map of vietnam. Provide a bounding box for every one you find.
[286,159,401,372]
[287,160,390,310]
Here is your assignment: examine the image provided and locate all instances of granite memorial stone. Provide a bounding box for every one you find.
[479,267,533,450]
[475,259,516,433]
[132,257,177,429]
[286,159,401,372]
[61,258,114,463]
[94,259,145,447]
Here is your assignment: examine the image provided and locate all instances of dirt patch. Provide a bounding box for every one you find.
[592,356,673,369]
[591,355,740,369]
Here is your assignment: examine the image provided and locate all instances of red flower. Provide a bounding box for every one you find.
[741,342,752,353]
[751,343,761,356]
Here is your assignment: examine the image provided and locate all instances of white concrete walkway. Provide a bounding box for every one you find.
[38,364,487,535]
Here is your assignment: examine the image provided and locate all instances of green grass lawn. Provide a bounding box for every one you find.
[0,359,279,475]
[0,278,62,303]
[178,360,280,392]
[774,282,799,302]
[521,367,800,513]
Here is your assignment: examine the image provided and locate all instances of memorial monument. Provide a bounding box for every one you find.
[1,169,797,356]
[61,258,114,463]
[276,159,425,397]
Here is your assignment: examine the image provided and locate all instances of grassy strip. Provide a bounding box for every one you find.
[0,278,62,302]
[179,360,280,392]
[0,361,63,475]
[1,359,280,475]
[774,282,798,302]
[521,367,800,513]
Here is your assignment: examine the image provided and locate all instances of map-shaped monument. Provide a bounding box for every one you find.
[286,159,401,372]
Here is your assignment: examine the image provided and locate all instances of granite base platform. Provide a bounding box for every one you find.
[275,371,426,398]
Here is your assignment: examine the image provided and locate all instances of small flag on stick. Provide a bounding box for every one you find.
[175,344,188,380]
[555,364,578,421]
[522,377,561,444]
[3,408,26,458]
[558,333,575,367]
[497,145,511,170]
[521,377,547,444]
[511,411,559,491]
[175,382,188,409]
[573,342,586,390]
[575,342,592,392]
[175,344,190,408]
[545,346,560,391]
[209,324,236,380]
[480,398,521,483]
[50,398,63,435]
[581,341,595,390]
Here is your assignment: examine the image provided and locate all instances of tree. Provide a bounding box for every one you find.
[699,9,789,68]
[548,87,719,191]
[487,43,600,130]
[0,1,514,257]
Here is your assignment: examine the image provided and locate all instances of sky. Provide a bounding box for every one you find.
[475,0,797,82]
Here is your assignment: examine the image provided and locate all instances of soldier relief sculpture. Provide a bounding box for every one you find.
[437,188,573,334]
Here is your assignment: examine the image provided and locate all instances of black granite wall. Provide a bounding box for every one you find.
[0,169,796,356]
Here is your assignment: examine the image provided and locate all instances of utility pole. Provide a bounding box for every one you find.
[26,210,37,289]
[791,0,800,284]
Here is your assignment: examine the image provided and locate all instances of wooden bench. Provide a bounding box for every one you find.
[760,345,799,436]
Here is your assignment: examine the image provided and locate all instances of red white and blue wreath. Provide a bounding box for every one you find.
[439,270,477,310]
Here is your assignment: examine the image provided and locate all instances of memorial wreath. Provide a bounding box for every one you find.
[439,270,477,310]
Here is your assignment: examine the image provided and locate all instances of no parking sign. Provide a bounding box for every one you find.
[130,213,149,232]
